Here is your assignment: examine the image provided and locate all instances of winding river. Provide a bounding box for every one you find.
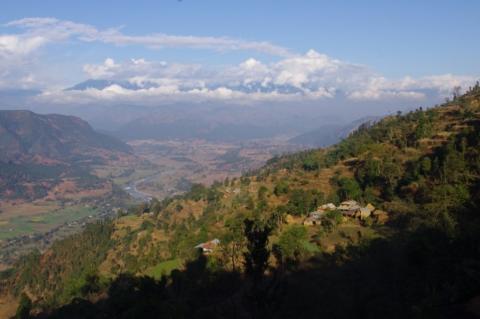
[123,170,174,202]
[124,175,156,202]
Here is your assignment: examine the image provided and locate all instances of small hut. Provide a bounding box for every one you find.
[195,239,220,254]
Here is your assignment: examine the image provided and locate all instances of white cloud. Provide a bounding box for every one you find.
[37,83,312,106]
[83,58,119,78]
[0,35,46,56]
[347,74,477,101]
[0,17,293,89]
[32,50,475,105]
[403,74,475,93]
[1,17,478,104]
[5,17,293,57]
[0,34,47,89]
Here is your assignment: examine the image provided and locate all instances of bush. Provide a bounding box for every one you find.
[274,225,318,265]
[302,156,319,171]
[325,210,343,225]
[336,177,362,201]
[273,180,290,196]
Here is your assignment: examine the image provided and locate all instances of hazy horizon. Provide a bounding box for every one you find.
[1,1,479,138]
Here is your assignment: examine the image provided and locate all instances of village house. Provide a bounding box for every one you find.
[319,203,337,211]
[338,200,361,211]
[355,203,375,220]
[338,200,361,217]
[303,210,325,226]
[357,207,372,219]
[336,200,380,220]
[302,200,388,225]
[195,238,220,254]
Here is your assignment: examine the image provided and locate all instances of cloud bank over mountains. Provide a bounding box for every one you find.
[0,17,477,107]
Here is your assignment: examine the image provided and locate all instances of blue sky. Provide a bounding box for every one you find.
[0,0,478,106]
[2,0,479,76]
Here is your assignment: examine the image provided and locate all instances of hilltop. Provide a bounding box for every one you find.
[2,83,480,318]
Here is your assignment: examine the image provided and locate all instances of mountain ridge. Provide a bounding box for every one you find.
[0,110,131,162]
[0,110,133,200]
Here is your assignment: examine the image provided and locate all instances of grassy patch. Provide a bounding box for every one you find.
[314,221,383,252]
[145,259,182,279]
[0,201,60,219]
[0,206,98,240]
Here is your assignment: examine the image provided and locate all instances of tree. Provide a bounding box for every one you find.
[423,184,469,234]
[380,158,402,199]
[356,154,381,188]
[257,185,268,201]
[452,86,462,100]
[15,293,32,319]
[221,216,246,271]
[80,273,102,296]
[412,111,432,143]
[420,157,432,175]
[189,184,208,201]
[243,219,272,285]
[273,180,290,196]
[302,156,319,171]
[207,188,222,204]
[269,205,288,231]
[287,189,324,215]
[273,225,317,267]
[336,177,362,201]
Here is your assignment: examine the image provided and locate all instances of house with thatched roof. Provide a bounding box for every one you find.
[355,203,375,219]
[319,203,337,211]
[195,239,220,254]
[338,200,361,211]
[303,210,325,226]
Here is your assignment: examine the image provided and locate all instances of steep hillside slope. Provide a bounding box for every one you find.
[0,110,133,200]
[0,110,131,162]
[2,83,480,318]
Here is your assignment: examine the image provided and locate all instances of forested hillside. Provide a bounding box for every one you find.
[2,83,480,318]
[0,110,133,200]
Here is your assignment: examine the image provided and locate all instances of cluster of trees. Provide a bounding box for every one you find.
[9,221,114,307]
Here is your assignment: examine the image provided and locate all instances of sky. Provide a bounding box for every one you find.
[0,0,479,107]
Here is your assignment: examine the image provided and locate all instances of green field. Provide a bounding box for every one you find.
[0,206,98,240]
[145,259,182,279]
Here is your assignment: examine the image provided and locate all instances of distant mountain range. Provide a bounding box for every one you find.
[0,110,132,200]
[67,78,308,95]
[0,79,446,146]
[289,116,379,147]
[112,115,283,142]
[66,79,157,91]
[110,112,377,146]
[63,79,405,143]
